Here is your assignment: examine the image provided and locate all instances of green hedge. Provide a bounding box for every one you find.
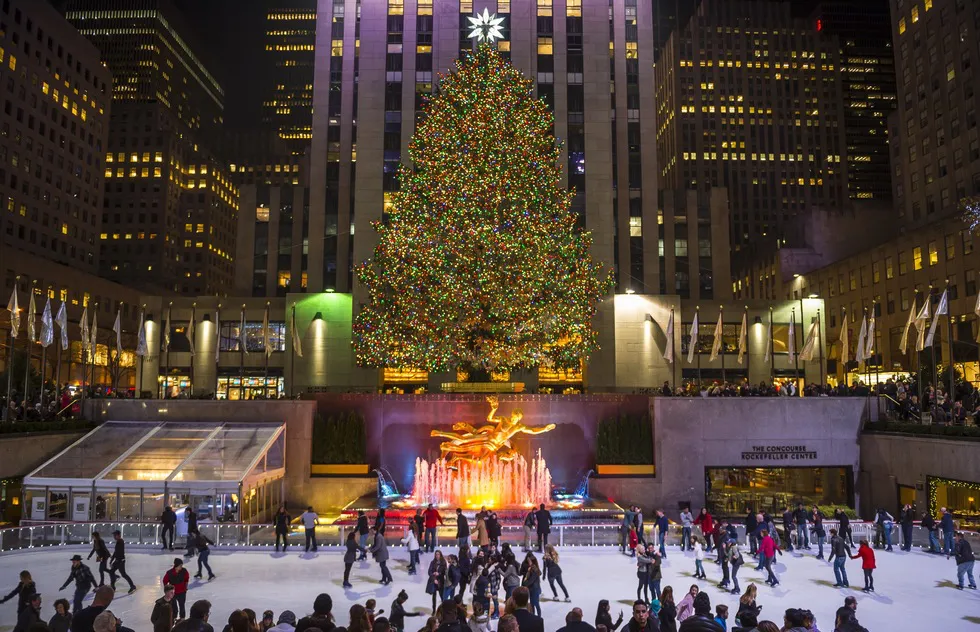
[311,411,367,464]
[864,421,980,440]
[817,505,859,520]
[596,414,653,464]
[0,420,98,435]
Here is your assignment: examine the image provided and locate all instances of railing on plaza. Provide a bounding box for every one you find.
[3,519,976,554]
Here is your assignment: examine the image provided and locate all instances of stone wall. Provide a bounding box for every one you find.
[0,431,87,478]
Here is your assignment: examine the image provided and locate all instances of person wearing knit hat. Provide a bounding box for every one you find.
[296,593,335,632]
[269,610,297,632]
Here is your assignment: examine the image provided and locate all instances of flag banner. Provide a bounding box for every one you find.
[800,320,819,361]
[865,313,876,360]
[686,312,699,364]
[263,308,273,359]
[291,309,304,359]
[838,311,849,365]
[6,288,19,339]
[136,311,148,357]
[737,311,747,365]
[215,310,221,363]
[27,291,37,343]
[709,311,723,362]
[899,299,916,355]
[787,311,796,362]
[56,301,69,351]
[40,297,54,348]
[663,311,674,363]
[924,289,948,348]
[239,309,249,355]
[112,310,122,357]
[855,316,868,364]
[187,316,196,356]
[163,308,171,353]
[90,311,98,356]
[764,311,772,364]
[80,306,90,355]
[915,299,931,351]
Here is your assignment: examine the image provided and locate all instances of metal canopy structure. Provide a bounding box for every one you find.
[25,421,286,494]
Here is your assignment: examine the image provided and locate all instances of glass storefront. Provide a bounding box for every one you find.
[928,476,980,530]
[159,374,191,398]
[217,375,284,400]
[705,467,853,517]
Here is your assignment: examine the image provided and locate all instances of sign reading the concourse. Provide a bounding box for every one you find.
[741,445,818,461]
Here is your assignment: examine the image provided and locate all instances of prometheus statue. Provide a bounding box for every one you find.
[430,395,556,467]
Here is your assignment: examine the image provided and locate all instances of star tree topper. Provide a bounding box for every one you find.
[467,8,505,43]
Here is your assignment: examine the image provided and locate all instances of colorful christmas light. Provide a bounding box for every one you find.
[354,44,612,373]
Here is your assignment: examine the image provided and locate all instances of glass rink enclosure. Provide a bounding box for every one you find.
[22,421,285,525]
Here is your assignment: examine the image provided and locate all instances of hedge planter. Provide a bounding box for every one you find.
[596,464,656,476]
[311,464,371,476]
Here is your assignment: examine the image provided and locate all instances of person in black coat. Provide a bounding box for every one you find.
[626,600,660,632]
[375,508,388,535]
[535,504,552,552]
[455,509,470,551]
[557,608,599,632]
[343,531,367,588]
[273,505,291,552]
[13,593,42,632]
[426,551,448,613]
[161,506,177,551]
[511,587,544,632]
[390,590,421,632]
[357,511,371,560]
[487,513,502,549]
[744,510,758,555]
[595,599,624,631]
[899,505,915,552]
[1,570,37,615]
[59,555,97,614]
[109,531,137,593]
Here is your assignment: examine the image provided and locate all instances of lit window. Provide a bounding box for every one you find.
[278,271,291,288]
[928,241,938,265]
[913,247,923,270]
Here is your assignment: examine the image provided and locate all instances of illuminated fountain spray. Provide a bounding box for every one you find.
[410,450,552,508]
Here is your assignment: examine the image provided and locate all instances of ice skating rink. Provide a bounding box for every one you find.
[1,543,976,631]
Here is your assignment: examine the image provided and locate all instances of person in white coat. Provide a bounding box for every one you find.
[693,537,707,579]
[401,525,421,575]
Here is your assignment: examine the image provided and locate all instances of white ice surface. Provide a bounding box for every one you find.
[0,543,977,632]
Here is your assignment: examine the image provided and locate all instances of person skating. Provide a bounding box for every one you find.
[423,504,444,553]
[810,507,826,560]
[675,585,699,622]
[899,504,915,552]
[922,511,940,553]
[727,542,744,595]
[185,507,198,556]
[522,508,537,552]
[109,531,137,594]
[780,507,794,553]
[300,506,319,553]
[343,531,368,588]
[621,506,637,554]
[758,530,779,586]
[487,513,501,550]
[426,551,448,613]
[792,503,809,550]
[151,584,175,632]
[371,527,394,585]
[535,503,552,552]
[834,509,853,550]
[163,557,190,620]
[472,514,490,554]
[376,508,388,536]
[89,532,111,587]
[658,586,677,632]
[680,508,694,552]
[693,510,713,554]
[192,530,216,581]
[596,599,624,631]
[521,553,543,617]
[655,510,669,557]
[402,523,421,575]
[1,570,37,615]
[13,592,41,632]
[940,507,955,557]
[355,510,371,560]
[873,508,894,551]
[744,510,758,556]
[160,506,177,551]
[273,504,291,553]
[541,544,570,601]
[954,531,977,590]
[692,538,706,579]
[635,544,652,602]
[827,529,849,588]
[849,539,876,593]
[390,590,422,632]
[454,508,470,551]
[719,540,730,589]
[502,558,521,602]
[649,549,663,601]
[59,554,97,614]
[713,523,728,565]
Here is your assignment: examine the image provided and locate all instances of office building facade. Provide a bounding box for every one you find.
[264,1,317,155]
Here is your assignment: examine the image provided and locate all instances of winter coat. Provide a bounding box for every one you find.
[658,602,678,632]
[522,567,541,592]
[345,538,366,563]
[793,508,808,526]
[161,508,177,527]
[680,511,694,528]
[627,617,660,632]
[543,557,562,579]
[636,553,653,576]
[513,610,545,632]
[851,543,876,569]
[678,615,723,632]
[502,564,521,590]
[597,611,624,632]
[152,597,175,632]
[473,519,490,547]
[89,538,110,561]
[941,513,955,532]
[60,563,96,591]
[955,538,975,565]
[676,594,696,622]
[164,567,190,594]
[426,559,447,594]
[487,517,501,540]
[13,606,40,632]
[401,528,420,552]
[735,601,759,626]
[650,555,663,581]
[759,535,776,558]
[922,515,937,531]
[456,513,470,539]
[371,532,389,562]
[473,575,490,600]
[48,612,72,632]
[535,509,552,534]
[390,600,421,630]
[1,581,37,614]
[829,535,847,559]
[274,510,291,533]
[900,508,915,527]
[468,614,492,632]
[655,515,669,536]
[356,515,370,535]
[424,508,443,529]
[447,564,461,590]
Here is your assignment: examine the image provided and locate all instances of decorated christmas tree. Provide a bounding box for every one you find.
[353,43,612,376]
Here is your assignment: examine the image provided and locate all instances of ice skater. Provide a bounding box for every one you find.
[693,537,707,579]
[680,507,694,551]
[163,558,190,620]
[828,528,849,588]
[300,506,319,553]
[953,532,977,590]
[109,530,137,594]
[542,545,569,601]
[343,531,367,588]
[371,526,393,585]
[423,504,444,553]
[693,509,713,554]
[940,507,955,557]
[426,551,447,612]
[1,570,37,616]
[58,554,96,614]
[850,539,876,593]
[401,522,421,575]
[88,532,111,587]
[273,504,291,552]
[456,508,470,551]
[758,529,779,586]
[655,509,669,557]
[523,509,537,552]
[390,590,422,632]
[191,530,216,581]
[356,510,371,560]
[727,541,744,594]
[535,503,552,552]
[635,544,652,602]
[160,506,177,551]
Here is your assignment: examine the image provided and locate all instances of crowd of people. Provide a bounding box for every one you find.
[3,503,976,632]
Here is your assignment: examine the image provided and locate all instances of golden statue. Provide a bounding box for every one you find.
[430,395,556,467]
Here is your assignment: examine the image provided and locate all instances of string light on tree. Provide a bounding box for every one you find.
[962,195,980,232]
[353,43,612,375]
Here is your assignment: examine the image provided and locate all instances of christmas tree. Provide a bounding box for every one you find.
[354,43,612,375]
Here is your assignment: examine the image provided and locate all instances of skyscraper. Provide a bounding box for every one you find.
[263,1,317,155]
[65,0,239,295]
[656,0,849,252]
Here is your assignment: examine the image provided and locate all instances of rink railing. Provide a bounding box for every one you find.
[2,519,974,554]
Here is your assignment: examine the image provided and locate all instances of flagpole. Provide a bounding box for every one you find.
[214,302,221,398]
[90,302,97,395]
[840,306,847,387]
[913,291,922,416]
[239,304,246,400]
[264,301,270,398]
[39,289,49,415]
[165,302,172,399]
[720,306,726,384]
[190,302,197,398]
[695,306,701,388]
[290,303,297,398]
[670,308,676,392]
[23,281,36,410]
[928,285,937,401]
[818,309,825,387]
[743,306,749,387]
[769,306,774,384]
[792,307,799,391]
[137,304,145,399]
[944,280,955,404]
[4,275,20,422]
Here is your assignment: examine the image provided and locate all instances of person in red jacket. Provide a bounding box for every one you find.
[162,558,190,620]
[694,508,715,552]
[423,504,444,553]
[758,529,780,586]
[850,539,876,593]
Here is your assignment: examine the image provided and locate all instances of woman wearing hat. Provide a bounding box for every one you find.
[162,558,190,620]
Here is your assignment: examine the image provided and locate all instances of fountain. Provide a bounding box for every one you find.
[407,450,552,508]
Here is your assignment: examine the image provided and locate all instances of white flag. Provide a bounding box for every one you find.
[187,316,196,357]
[914,299,931,351]
[865,312,876,361]
[163,307,171,353]
[800,320,819,362]
[135,310,147,357]
[80,305,90,356]
[855,316,868,363]
[90,310,98,356]
[710,311,723,362]
[764,311,772,364]
[838,310,849,365]
[239,309,249,355]
[27,291,37,343]
[686,312,699,364]
[112,309,122,358]
[787,311,796,363]
[6,288,19,339]
[263,308,273,359]
[899,299,916,355]
[40,297,54,348]
[924,289,948,348]
[291,308,304,359]
[663,310,674,364]
[215,311,220,363]
[737,310,748,365]
[56,301,69,351]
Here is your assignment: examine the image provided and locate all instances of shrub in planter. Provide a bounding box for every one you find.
[311,411,367,464]
[596,414,653,465]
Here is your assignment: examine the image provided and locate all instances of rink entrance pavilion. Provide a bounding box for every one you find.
[22,421,285,525]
